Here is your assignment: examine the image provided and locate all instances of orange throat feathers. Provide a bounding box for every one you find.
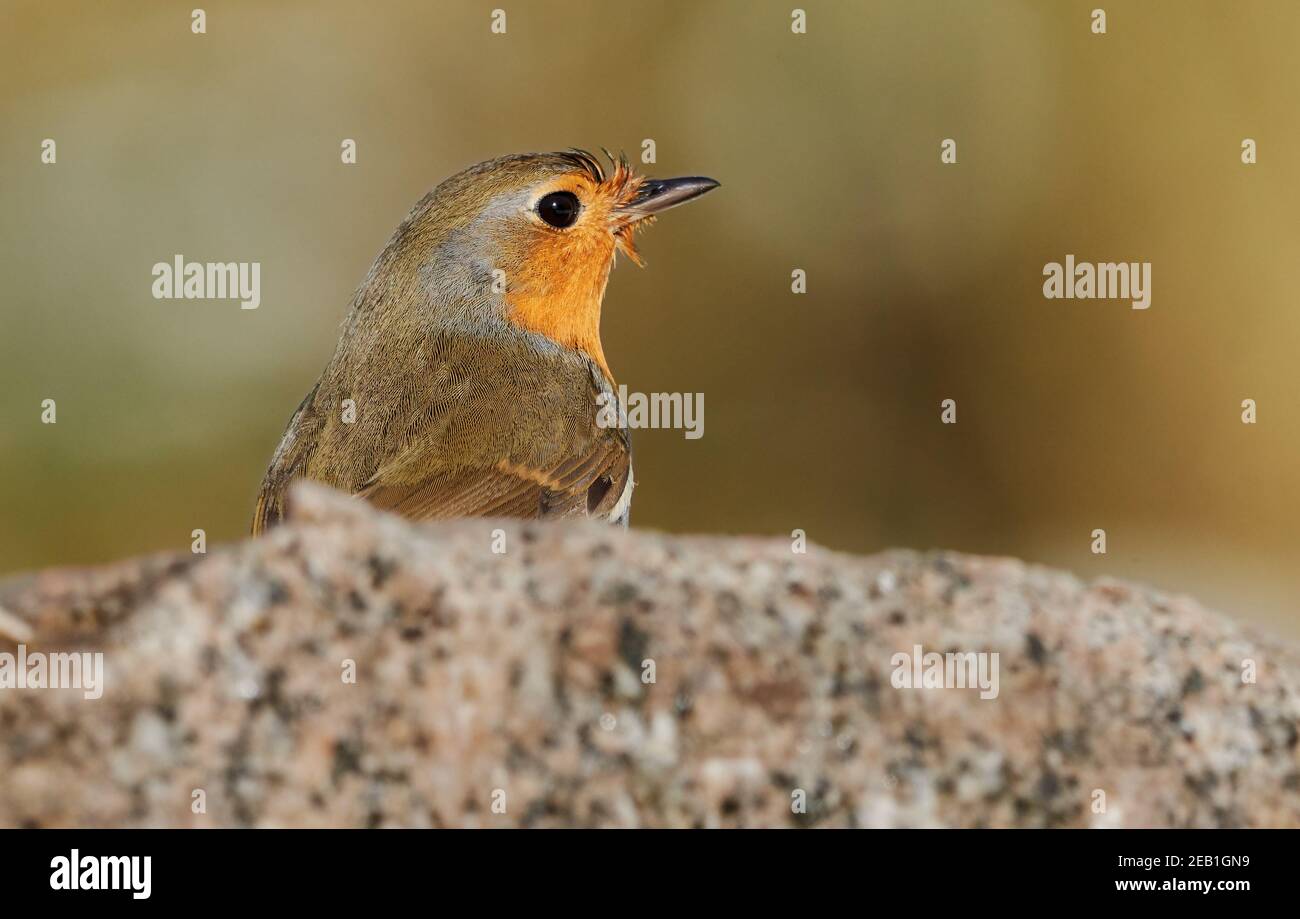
[506,235,616,382]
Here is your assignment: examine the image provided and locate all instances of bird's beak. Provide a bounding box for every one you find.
[619,176,720,221]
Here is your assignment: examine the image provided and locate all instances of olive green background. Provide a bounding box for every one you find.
[2,1,1297,635]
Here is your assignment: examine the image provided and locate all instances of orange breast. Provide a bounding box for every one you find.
[505,225,617,382]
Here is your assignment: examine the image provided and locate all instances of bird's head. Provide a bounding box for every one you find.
[380,150,719,381]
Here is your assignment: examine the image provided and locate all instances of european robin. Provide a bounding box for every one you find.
[252,150,718,533]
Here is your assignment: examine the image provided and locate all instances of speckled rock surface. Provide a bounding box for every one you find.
[1,482,1297,828]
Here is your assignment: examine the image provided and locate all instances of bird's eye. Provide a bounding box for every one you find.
[537,191,581,229]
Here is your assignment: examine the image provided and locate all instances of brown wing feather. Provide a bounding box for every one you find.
[251,383,324,535]
[357,438,629,522]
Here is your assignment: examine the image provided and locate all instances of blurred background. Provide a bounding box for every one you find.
[2,1,1297,636]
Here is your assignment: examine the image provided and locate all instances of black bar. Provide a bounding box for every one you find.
[0,829,1279,905]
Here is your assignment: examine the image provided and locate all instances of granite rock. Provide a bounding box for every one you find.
[0,482,1297,828]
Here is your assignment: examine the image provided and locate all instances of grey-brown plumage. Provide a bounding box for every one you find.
[253,326,632,531]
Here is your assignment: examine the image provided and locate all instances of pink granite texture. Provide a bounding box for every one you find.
[0,482,1296,828]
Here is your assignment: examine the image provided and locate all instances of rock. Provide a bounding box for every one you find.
[0,482,1297,828]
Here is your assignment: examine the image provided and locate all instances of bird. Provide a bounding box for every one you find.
[251,149,718,534]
